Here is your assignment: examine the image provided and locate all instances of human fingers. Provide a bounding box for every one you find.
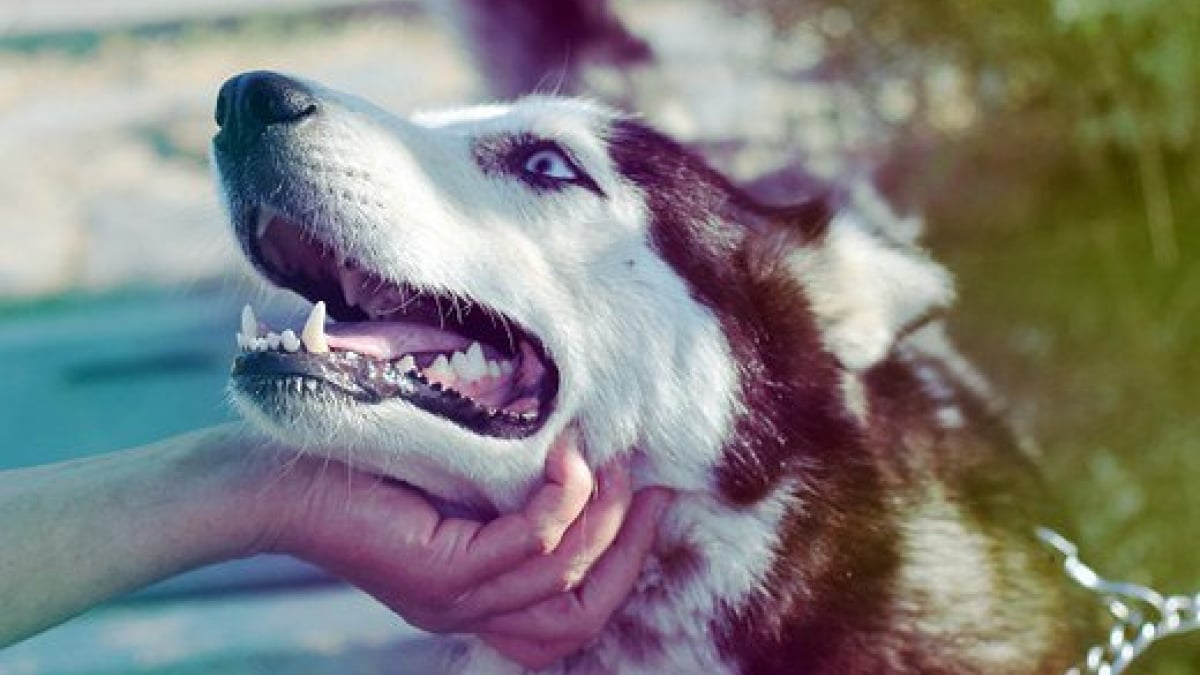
[478,487,673,656]
[453,455,633,620]
[264,428,607,635]
[422,427,597,586]
[315,429,596,633]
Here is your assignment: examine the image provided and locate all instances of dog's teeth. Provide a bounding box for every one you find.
[301,301,329,353]
[451,349,485,382]
[500,361,514,377]
[464,342,488,380]
[397,355,417,373]
[429,354,452,377]
[236,333,246,350]
[486,360,501,378]
[427,354,453,382]
[306,379,318,392]
[450,350,469,377]
[280,329,301,353]
[266,332,281,350]
[241,305,258,341]
[253,337,268,352]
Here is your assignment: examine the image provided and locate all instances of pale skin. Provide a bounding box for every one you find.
[0,424,672,669]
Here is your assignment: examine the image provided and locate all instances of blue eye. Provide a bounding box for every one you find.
[523,148,578,180]
[504,138,605,196]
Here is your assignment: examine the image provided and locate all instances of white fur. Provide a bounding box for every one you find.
[788,209,954,371]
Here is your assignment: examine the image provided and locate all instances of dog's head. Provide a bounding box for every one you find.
[212,71,952,512]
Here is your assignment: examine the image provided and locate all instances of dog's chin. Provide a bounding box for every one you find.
[231,383,555,513]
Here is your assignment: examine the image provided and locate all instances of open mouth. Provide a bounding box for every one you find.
[231,206,559,439]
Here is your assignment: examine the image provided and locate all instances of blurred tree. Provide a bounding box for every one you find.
[738,0,1198,265]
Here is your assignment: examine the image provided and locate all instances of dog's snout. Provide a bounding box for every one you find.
[214,71,318,151]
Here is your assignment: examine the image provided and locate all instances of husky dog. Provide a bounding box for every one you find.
[212,71,1079,674]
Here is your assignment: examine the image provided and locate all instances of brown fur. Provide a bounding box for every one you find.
[607,117,1084,672]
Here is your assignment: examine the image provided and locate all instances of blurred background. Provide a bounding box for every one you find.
[0,0,1195,672]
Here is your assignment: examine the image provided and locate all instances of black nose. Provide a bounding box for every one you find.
[214,71,318,151]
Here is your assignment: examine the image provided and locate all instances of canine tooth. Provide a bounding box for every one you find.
[487,360,501,378]
[397,355,417,373]
[266,332,281,350]
[241,305,258,341]
[302,301,329,353]
[280,329,301,353]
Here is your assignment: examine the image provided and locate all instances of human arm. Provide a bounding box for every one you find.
[0,423,671,666]
[0,425,270,645]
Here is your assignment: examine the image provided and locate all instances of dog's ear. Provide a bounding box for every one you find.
[776,189,954,371]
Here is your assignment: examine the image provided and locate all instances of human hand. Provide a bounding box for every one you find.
[259,430,673,669]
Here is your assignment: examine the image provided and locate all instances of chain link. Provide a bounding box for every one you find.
[1037,527,1200,674]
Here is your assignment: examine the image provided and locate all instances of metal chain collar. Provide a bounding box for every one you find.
[1037,527,1200,675]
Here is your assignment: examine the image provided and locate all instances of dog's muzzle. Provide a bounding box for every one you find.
[213,72,560,439]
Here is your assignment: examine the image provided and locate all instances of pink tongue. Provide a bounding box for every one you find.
[326,321,470,360]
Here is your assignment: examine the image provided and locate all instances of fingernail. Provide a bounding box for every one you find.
[546,426,579,466]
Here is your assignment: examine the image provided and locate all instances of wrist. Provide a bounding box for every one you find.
[185,426,340,561]
[161,423,297,561]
